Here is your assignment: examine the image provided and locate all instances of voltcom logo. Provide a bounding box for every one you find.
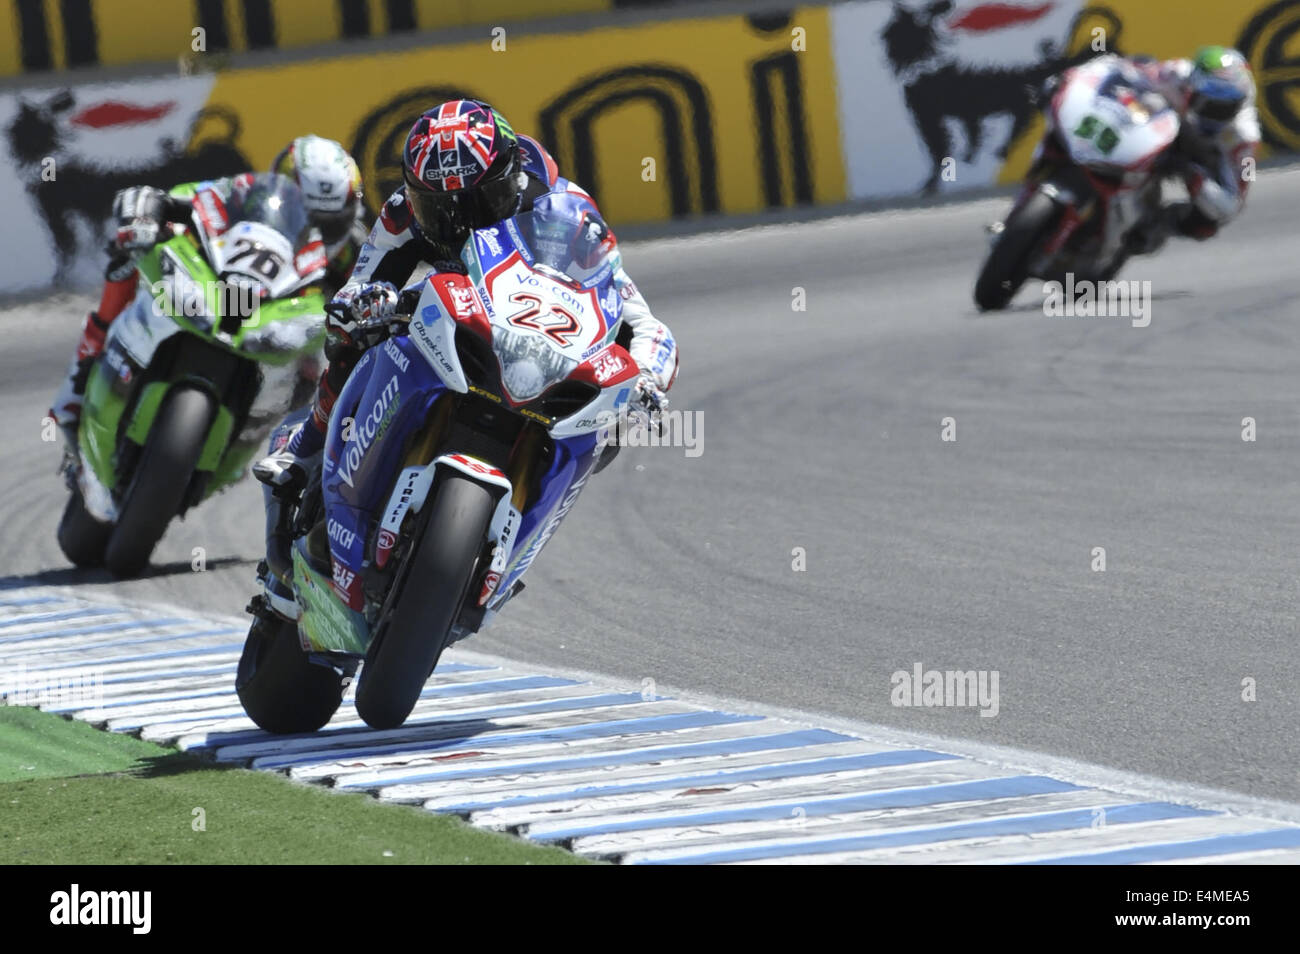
[50,884,151,934]
[337,375,400,488]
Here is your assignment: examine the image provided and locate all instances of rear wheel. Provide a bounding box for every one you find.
[236,606,345,734]
[103,386,214,578]
[56,490,112,568]
[355,476,494,730]
[974,191,1063,311]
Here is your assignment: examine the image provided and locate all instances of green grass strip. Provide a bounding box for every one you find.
[0,707,589,865]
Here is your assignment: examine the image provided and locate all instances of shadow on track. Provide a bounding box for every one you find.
[0,556,257,589]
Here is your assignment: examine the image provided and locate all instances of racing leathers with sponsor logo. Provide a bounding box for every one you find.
[254,133,679,494]
[1038,49,1259,254]
[49,137,367,436]
[1127,47,1259,246]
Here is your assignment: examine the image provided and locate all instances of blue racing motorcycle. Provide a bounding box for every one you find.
[236,193,642,731]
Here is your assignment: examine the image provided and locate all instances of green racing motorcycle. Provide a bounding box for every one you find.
[57,173,329,577]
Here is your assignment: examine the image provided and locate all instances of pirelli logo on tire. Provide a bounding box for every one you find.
[0,0,611,76]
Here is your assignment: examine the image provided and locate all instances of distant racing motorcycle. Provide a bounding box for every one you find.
[57,174,328,576]
[974,56,1183,310]
[237,193,643,732]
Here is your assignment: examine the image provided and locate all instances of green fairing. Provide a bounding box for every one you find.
[80,363,127,491]
[197,405,235,472]
[292,546,370,654]
[76,194,326,506]
[123,381,169,446]
[210,439,261,492]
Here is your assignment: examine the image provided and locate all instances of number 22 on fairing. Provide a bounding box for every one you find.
[504,291,581,346]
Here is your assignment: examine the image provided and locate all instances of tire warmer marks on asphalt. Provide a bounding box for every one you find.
[3,585,1300,865]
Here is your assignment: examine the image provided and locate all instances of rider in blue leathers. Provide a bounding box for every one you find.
[250,100,679,618]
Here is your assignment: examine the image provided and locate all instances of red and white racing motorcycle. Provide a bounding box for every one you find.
[974,56,1182,311]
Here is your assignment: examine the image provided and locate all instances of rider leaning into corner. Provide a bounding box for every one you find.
[250,99,679,619]
[48,135,368,439]
[254,99,679,490]
[1038,45,1260,254]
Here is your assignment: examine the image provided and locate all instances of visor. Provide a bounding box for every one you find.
[310,205,356,246]
[1189,80,1245,124]
[405,150,521,240]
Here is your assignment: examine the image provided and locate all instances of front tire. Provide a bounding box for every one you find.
[57,490,112,568]
[355,476,494,730]
[974,191,1063,311]
[103,386,214,578]
[236,607,345,734]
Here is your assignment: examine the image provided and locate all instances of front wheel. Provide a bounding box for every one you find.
[355,476,494,730]
[103,386,215,578]
[974,191,1063,311]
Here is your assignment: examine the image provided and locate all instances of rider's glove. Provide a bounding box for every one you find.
[111,186,169,252]
[627,373,669,433]
[326,281,400,348]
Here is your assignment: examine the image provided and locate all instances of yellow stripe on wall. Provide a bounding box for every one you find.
[412,1,610,33]
[92,0,201,67]
[41,0,65,70]
[204,5,845,226]
[268,0,342,48]
[0,3,23,75]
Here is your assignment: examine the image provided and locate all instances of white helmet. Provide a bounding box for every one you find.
[271,135,363,256]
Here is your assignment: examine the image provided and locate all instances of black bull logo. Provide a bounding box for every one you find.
[6,90,248,280]
[13,1,1297,273]
[884,0,1126,194]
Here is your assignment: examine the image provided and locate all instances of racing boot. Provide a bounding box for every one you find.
[253,418,324,496]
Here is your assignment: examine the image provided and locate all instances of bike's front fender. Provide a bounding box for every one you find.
[372,452,521,606]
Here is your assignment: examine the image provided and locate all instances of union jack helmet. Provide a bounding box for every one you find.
[402,100,524,241]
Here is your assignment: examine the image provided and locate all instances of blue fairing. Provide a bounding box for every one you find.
[315,192,625,615]
[321,336,447,575]
[493,431,599,603]
[319,327,602,603]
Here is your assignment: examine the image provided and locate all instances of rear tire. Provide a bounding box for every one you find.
[974,191,1062,311]
[355,476,494,730]
[236,609,345,734]
[103,386,214,578]
[57,490,112,568]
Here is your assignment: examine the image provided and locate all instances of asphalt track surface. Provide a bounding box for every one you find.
[3,168,1298,804]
